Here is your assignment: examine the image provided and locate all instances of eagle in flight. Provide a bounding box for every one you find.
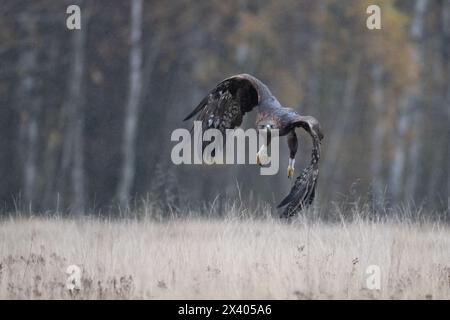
[183,74,324,217]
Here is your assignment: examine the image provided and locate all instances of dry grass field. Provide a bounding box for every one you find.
[0,210,449,299]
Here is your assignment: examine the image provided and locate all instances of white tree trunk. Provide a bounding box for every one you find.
[117,0,144,208]
[370,63,385,208]
[390,0,428,204]
[72,14,88,214]
[305,0,326,115]
[443,0,450,202]
[426,12,447,203]
[17,15,40,209]
[60,6,88,214]
[389,96,409,202]
[405,0,428,201]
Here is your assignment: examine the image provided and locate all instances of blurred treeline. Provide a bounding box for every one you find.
[0,0,448,215]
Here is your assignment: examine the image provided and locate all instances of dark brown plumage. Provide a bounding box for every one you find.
[183,74,324,217]
[277,126,321,218]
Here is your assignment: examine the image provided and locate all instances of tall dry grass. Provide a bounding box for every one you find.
[0,207,449,299]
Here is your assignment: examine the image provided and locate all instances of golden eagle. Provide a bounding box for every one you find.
[183,74,324,217]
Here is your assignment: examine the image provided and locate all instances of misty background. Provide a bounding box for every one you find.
[0,0,449,216]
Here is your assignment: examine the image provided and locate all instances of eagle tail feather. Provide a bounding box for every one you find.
[276,190,296,208]
[278,164,318,217]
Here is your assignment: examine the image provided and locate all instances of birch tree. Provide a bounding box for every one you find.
[404,0,428,201]
[370,63,386,208]
[389,95,409,202]
[16,14,40,209]
[117,0,144,208]
[443,0,450,202]
[59,4,88,214]
[390,0,428,203]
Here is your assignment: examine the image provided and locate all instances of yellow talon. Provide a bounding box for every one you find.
[256,152,268,166]
[287,165,294,179]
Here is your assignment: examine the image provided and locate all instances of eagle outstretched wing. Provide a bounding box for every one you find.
[183,74,263,134]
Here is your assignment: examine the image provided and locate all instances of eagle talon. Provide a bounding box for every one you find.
[287,165,294,179]
[287,158,295,178]
[256,152,268,166]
